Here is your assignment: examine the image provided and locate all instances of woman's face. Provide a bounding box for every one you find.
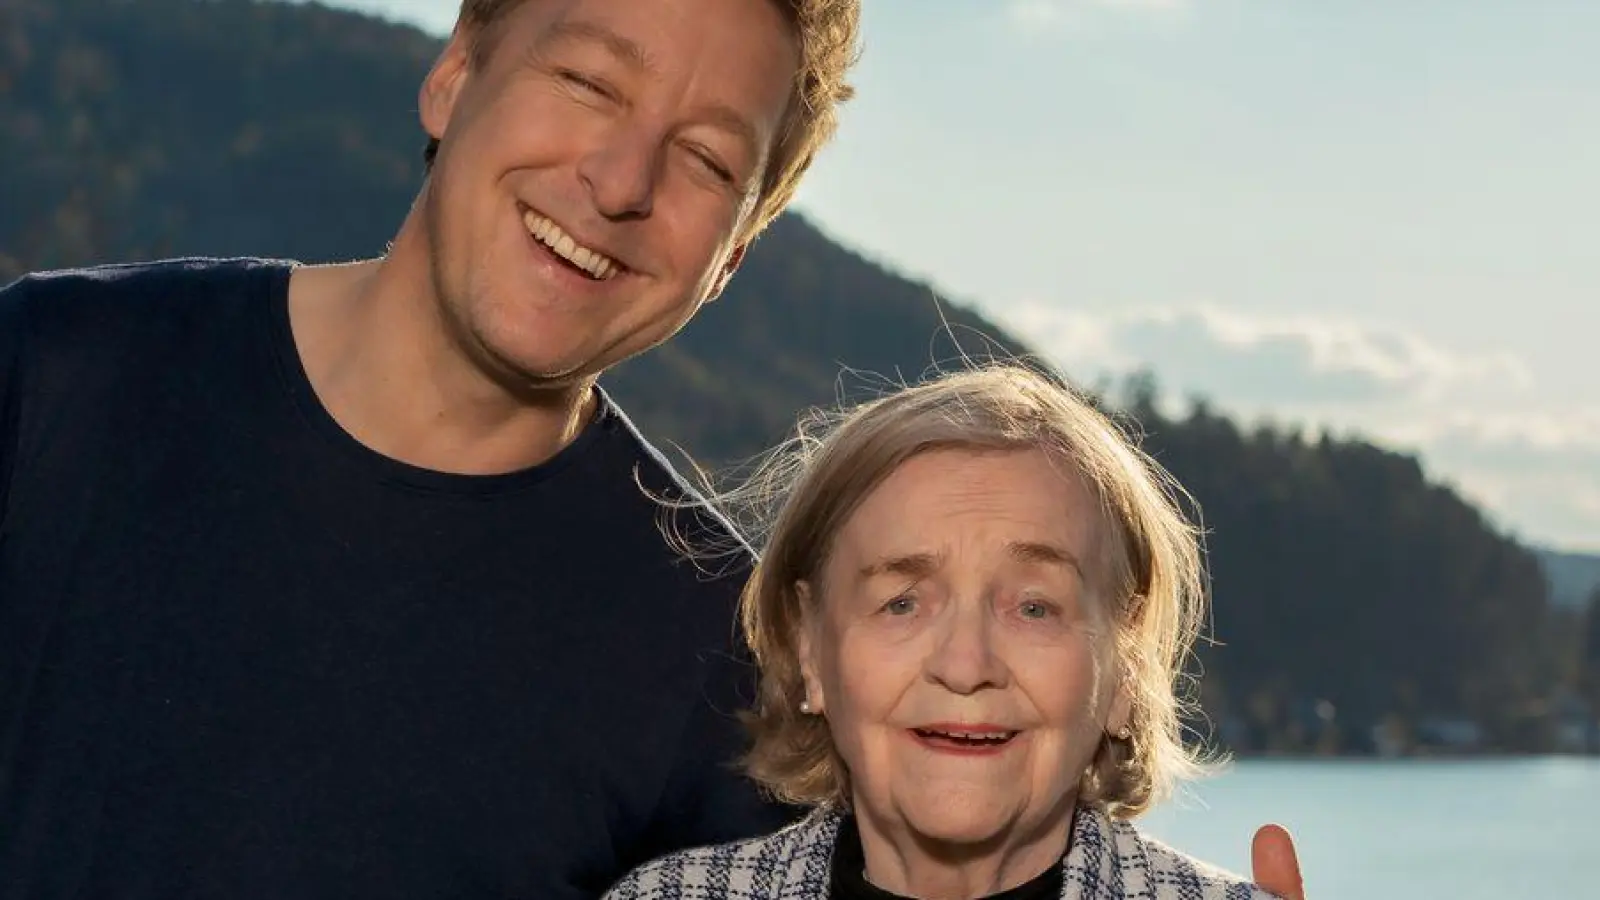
[799,447,1131,851]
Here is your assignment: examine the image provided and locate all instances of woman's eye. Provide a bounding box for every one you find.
[882,595,917,616]
[1019,599,1056,620]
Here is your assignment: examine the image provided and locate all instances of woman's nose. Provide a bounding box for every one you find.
[924,603,1009,695]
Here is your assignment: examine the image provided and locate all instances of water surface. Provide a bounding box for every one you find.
[1140,757,1599,898]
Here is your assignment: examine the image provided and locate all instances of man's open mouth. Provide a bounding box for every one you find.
[522,209,620,282]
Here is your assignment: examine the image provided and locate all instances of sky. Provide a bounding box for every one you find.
[313,0,1600,553]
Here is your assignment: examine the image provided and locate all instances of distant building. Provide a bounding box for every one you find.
[1415,717,1484,753]
[1551,689,1598,754]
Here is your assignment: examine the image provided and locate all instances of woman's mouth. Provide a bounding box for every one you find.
[910,726,1021,755]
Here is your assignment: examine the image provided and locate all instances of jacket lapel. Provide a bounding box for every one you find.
[1060,806,1123,899]
[775,805,845,899]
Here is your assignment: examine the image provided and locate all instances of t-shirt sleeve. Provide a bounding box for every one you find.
[0,275,33,526]
[629,643,803,864]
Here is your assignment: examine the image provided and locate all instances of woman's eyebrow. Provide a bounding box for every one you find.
[1008,541,1085,578]
[858,552,940,581]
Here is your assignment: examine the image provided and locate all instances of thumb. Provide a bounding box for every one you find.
[1251,823,1305,900]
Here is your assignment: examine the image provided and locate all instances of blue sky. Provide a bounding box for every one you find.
[312,0,1600,552]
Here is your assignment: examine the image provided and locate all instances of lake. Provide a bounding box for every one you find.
[1139,757,1599,898]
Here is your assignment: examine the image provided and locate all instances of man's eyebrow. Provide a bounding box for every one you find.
[541,22,760,162]
[544,20,650,71]
[858,552,940,581]
[695,104,761,162]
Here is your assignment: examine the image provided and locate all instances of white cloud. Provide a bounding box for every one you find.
[1441,468,1600,552]
[1395,411,1600,467]
[995,301,1600,551]
[1001,303,1532,408]
[1388,414,1600,550]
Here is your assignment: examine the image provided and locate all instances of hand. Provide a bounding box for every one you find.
[1250,823,1304,900]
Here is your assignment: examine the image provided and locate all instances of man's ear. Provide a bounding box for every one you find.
[795,580,826,715]
[419,29,476,144]
[706,243,748,302]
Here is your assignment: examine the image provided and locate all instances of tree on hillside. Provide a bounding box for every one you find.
[1581,588,1600,711]
[1118,377,1554,753]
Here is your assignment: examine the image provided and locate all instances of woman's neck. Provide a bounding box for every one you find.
[851,798,1075,899]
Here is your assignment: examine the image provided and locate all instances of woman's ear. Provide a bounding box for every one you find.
[1107,660,1134,740]
[795,581,826,716]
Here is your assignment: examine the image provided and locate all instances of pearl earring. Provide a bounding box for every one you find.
[799,700,813,714]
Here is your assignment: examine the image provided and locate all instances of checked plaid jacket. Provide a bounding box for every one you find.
[602,802,1279,899]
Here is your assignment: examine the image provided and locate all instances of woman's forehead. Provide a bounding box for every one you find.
[827,448,1102,573]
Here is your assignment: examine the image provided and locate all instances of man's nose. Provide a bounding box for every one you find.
[576,122,662,221]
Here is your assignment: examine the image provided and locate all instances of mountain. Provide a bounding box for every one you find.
[1538,549,1600,610]
[0,0,1578,754]
[606,213,1018,461]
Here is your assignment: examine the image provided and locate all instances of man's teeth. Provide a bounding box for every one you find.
[522,211,619,281]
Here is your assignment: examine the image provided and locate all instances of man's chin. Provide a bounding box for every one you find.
[466,339,604,399]
[509,362,601,396]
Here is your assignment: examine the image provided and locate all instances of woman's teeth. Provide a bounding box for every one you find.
[915,728,1018,745]
[523,210,619,281]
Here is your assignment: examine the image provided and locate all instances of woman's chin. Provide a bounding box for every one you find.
[892,795,1019,847]
[908,819,1008,848]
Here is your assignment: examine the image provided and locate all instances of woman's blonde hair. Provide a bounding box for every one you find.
[719,364,1216,818]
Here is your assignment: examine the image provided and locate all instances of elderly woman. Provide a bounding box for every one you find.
[606,365,1280,900]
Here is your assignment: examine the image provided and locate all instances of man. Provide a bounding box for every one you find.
[0,0,1304,897]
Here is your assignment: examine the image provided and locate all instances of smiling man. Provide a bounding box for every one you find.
[0,2,850,897]
[0,1,1302,898]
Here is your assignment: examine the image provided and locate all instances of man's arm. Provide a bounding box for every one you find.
[630,645,801,865]
[0,274,34,530]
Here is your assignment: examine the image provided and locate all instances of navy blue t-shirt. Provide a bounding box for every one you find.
[0,259,793,899]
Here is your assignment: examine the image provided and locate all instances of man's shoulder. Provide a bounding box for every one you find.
[3,256,292,343]
[588,387,757,565]
[0,257,297,441]
[5,256,290,297]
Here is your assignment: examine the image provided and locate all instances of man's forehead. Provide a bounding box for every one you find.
[537,5,795,115]
[533,13,652,70]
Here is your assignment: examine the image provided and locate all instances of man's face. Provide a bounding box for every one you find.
[417,0,799,388]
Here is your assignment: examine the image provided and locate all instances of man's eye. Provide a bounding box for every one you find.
[690,149,734,184]
[559,70,609,98]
